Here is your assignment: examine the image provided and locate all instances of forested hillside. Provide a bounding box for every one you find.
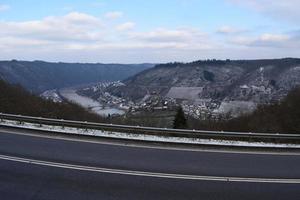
[190,87,300,134]
[110,58,300,103]
[0,60,153,93]
[0,80,106,122]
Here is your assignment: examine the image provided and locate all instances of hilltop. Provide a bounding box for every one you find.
[0,60,153,93]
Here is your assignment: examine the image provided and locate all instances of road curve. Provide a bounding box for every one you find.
[0,129,300,200]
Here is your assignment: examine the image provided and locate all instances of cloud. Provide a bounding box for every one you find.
[61,12,101,26]
[231,33,291,47]
[130,28,203,42]
[217,26,246,35]
[59,27,215,52]
[116,22,135,31]
[0,11,219,63]
[105,11,123,20]
[0,12,103,42]
[125,28,217,51]
[0,4,10,11]
[228,0,300,24]
[259,34,289,42]
[1,11,299,63]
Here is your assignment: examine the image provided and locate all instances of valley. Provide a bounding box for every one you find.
[77,59,300,120]
[4,58,300,129]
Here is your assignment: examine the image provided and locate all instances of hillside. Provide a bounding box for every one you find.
[110,58,300,101]
[100,58,300,117]
[1,73,299,134]
[0,60,153,93]
[0,79,106,122]
[190,87,300,134]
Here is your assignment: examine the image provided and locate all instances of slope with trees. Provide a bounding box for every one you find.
[0,60,153,93]
[0,79,106,122]
[189,87,300,134]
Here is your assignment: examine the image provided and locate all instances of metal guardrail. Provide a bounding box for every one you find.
[0,113,299,143]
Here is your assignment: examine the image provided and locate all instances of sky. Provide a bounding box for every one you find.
[0,0,300,63]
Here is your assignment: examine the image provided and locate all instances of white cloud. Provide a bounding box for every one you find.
[228,0,300,24]
[0,12,103,42]
[105,11,123,19]
[0,4,10,11]
[260,33,289,42]
[231,33,291,47]
[217,26,236,34]
[217,26,246,34]
[61,12,101,26]
[1,11,299,63]
[0,12,219,62]
[130,28,204,42]
[125,28,217,51]
[116,22,135,31]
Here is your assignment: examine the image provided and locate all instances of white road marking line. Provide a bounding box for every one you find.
[1,128,300,156]
[0,154,299,184]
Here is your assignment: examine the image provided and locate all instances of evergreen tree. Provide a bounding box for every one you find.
[173,106,187,129]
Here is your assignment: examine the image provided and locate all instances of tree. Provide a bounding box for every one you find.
[173,106,187,129]
[203,70,215,82]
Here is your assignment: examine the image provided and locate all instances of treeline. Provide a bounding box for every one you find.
[0,80,107,123]
[188,87,300,134]
[155,58,300,70]
[155,59,228,69]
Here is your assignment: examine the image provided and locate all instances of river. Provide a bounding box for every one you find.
[59,88,125,117]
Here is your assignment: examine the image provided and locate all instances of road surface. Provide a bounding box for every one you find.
[0,128,299,200]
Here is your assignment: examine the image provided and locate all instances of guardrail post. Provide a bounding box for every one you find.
[248,132,252,143]
[61,119,64,129]
[84,121,88,132]
[275,133,280,144]
[17,114,22,125]
[38,117,42,127]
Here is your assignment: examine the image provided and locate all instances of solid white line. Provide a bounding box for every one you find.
[0,154,299,184]
[1,127,300,156]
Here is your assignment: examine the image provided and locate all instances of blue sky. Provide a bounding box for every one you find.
[0,0,299,63]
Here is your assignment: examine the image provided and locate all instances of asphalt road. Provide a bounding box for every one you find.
[0,129,300,200]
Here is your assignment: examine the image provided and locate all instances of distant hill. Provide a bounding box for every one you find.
[0,60,154,93]
[0,79,106,122]
[109,58,300,104]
